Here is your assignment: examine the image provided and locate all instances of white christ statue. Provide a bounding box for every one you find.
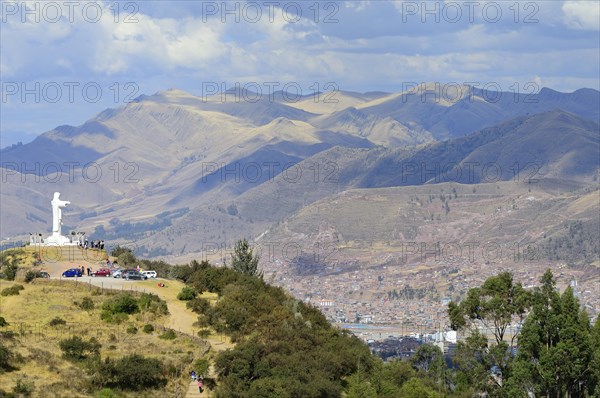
[45,192,75,246]
[52,192,70,235]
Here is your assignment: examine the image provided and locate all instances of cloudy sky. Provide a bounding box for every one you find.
[1,0,599,147]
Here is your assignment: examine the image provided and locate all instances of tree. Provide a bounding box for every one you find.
[398,378,442,398]
[451,331,495,394]
[346,373,378,398]
[230,239,262,277]
[448,272,530,347]
[511,270,595,397]
[410,344,443,374]
[448,272,531,392]
[447,301,465,332]
[410,344,445,388]
[590,317,600,396]
[59,336,101,360]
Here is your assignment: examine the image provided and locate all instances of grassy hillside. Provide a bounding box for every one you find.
[0,279,211,397]
[1,246,598,397]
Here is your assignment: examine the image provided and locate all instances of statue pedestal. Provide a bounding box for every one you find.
[45,233,78,246]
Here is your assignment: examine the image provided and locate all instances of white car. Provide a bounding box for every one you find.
[112,269,123,278]
[141,270,157,279]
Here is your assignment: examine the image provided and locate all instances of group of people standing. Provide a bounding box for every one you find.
[190,371,205,394]
[82,238,104,250]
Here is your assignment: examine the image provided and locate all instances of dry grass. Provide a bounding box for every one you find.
[0,279,211,397]
[0,247,37,267]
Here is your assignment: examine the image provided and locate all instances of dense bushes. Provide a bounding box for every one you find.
[0,342,15,372]
[59,336,101,361]
[177,286,197,301]
[1,284,24,296]
[159,329,176,340]
[77,297,95,311]
[24,270,42,283]
[100,294,138,323]
[104,294,139,314]
[142,324,154,334]
[100,293,168,323]
[93,354,166,391]
[0,260,18,281]
[180,262,375,396]
[48,317,66,326]
[179,258,460,397]
[186,297,211,314]
[138,293,168,315]
[188,265,240,295]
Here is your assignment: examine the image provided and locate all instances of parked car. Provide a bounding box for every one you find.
[112,269,122,278]
[141,270,157,279]
[38,271,50,279]
[123,269,144,281]
[62,268,82,277]
[92,268,111,277]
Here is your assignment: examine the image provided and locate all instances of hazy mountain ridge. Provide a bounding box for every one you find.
[132,110,599,257]
[1,86,598,260]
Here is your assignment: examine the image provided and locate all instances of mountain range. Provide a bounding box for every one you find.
[1,84,598,265]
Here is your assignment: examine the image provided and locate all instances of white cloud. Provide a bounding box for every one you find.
[344,1,371,12]
[91,12,230,74]
[1,0,599,140]
[563,1,600,30]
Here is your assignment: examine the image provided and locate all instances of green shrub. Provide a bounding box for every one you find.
[177,286,197,301]
[110,245,133,258]
[1,262,18,281]
[48,317,66,327]
[142,324,154,334]
[95,388,122,398]
[187,297,211,313]
[58,336,101,360]
[1,284,24,296]
[79,297,95,311]
[0,317,8,327]
[138,293,168,315]
[96,354,166,391]
[197,329,211,339]
[102,294,139,315]
[13,377,34,396]
[100,311,129,324]
[193,358,210,375]
[126,325,138,334]
[24,270,40,283]
[0,342,15,372]
[159,329,176,340]
[101,294,139,322]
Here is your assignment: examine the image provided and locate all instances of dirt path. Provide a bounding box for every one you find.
[185,379,204,397]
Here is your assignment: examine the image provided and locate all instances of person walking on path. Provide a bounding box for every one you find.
[197,378,203,394]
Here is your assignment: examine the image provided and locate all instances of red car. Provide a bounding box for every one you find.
[92,268,111,277]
